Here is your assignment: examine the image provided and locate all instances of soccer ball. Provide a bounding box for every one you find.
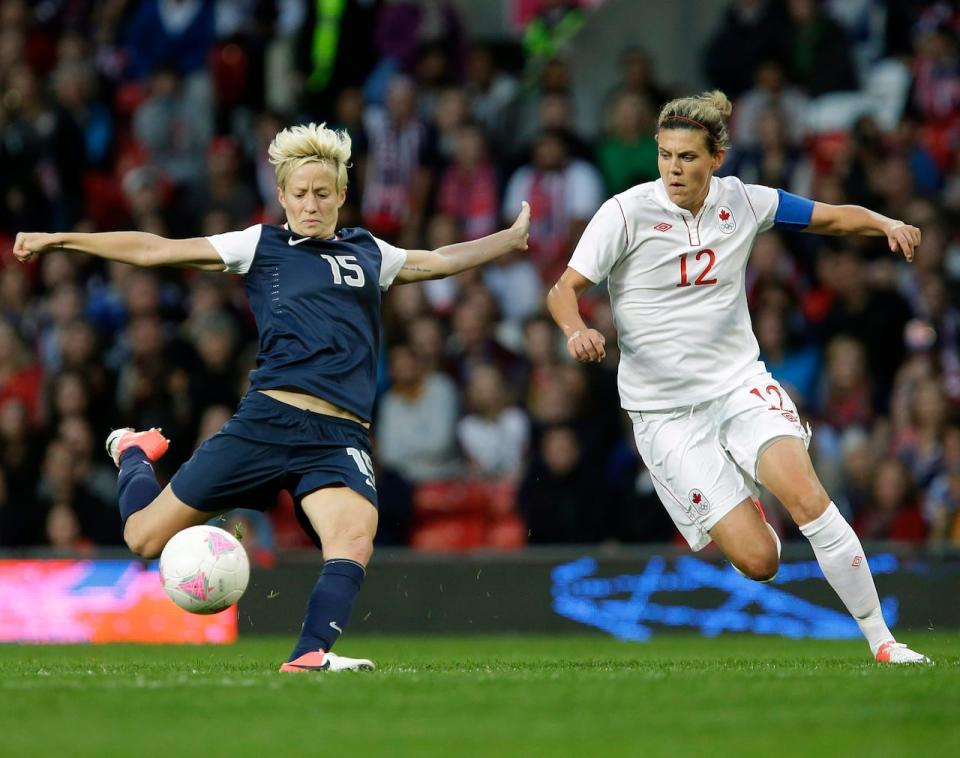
[159,525,250,614]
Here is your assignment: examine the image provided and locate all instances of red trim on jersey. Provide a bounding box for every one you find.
[614,197,629,249]
[738,179,759,223]
[681,216,694,246]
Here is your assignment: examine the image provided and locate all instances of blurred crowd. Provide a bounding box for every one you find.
[0,0,959,556]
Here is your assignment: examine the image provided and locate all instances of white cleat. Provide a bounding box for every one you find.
[875,641,933,665]
[279,649,375,672]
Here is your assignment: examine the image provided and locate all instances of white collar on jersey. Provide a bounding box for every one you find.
[652,176,720,219]
[280,223,338,242]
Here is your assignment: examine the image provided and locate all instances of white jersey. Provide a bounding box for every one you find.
[569,176,782,411]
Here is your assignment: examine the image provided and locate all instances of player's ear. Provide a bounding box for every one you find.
[712,149,726,170]
[276,185,286,210]
[337,186,347,208]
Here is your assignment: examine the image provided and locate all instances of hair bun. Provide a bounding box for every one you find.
[705,90,732,120]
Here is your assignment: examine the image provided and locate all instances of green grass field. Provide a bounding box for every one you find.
[1,634,957,757]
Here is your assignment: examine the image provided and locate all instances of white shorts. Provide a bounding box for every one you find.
[629,368,811,552]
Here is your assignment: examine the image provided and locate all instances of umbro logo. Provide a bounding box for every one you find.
[653,222,672,232]
[288,235,310,246]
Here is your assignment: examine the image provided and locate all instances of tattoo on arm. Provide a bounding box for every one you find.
[401,264,432,273]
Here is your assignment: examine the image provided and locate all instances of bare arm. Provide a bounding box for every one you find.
[13,231,226,271]
[394,202,530,284]
[546,267,606,363]
[807,202,921,262]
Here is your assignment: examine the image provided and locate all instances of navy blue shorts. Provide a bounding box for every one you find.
[171,392,378,544]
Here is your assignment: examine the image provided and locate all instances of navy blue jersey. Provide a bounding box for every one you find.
[207,224,407,421]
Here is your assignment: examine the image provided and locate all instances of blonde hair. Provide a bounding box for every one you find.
[267,122,352,191]
[657,90,732,154]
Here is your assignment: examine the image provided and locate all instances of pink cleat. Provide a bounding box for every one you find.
[105,428,170,468]
[279,650,375,672]
[875,641,933,665]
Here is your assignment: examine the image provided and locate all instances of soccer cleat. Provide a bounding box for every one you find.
[875,641,933,665]
[105,427,170,468]
[279,650,375,672]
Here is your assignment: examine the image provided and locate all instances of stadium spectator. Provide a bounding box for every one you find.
[457,363,530,481]
[855,458,927,543]
[606,47,670,112]
[783,0,859,95]
[436,123,500,241]
[362,75,435,245]
[133,66,212,191]
[502,129,603,283]
[702,0,791,98]
[729,60,809,149]
[377,342,462,484]
[595,91,659,196]
[519,424,600,542]
[464,43,519,152]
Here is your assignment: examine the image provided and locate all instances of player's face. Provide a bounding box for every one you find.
[656,129,725,214]
[278,162,346,237]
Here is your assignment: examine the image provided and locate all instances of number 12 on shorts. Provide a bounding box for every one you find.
[346,447,376,488]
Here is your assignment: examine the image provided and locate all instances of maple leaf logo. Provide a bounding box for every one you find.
[692,492,702,504]
[719,209,730,221]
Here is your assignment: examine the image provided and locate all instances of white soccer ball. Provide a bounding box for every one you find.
[159,525,250,614]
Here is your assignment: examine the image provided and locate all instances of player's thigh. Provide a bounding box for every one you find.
[630,407,755,552]
[718,371,810,481]
[718,372,825,523]
[756,437,830,525]
[300,486,378,565]
[124,484,224,558]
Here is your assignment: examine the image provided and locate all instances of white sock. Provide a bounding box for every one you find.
[799,503,893,655]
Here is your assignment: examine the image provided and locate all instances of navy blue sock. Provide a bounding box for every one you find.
[289,559,366,660]
[117,447,161,527]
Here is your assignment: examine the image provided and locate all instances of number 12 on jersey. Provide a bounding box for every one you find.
[677,249,717,287]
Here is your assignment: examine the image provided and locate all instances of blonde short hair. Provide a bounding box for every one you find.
[267,122,352,191]
[657,90,733,154]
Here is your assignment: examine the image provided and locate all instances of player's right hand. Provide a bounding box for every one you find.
[13,232,57,263]
[567,328,606,363]
[511,200,530,251]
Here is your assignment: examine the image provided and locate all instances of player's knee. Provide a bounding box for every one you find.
[123,523,163,559]
[736,553,779,583]
[787,483,830,524]
[325,530,374,565]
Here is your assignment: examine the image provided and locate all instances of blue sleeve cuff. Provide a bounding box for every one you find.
[773,189,814,231]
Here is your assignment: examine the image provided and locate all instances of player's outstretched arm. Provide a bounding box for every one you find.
[13,231,226,271]
[806,202,921,262]
[546,267,606,363]
[393,201,530,284]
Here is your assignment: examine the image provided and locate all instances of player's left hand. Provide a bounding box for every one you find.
[567,328,606,363]
[886,221,920,263]
[511,201,530,251]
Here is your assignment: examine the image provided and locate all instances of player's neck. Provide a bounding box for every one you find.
[683,188,710,217]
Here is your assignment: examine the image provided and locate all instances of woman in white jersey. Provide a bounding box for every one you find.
[547,91,930,665]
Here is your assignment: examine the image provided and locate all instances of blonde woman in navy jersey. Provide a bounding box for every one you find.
[548,91,931,665]
[14,123,530,672]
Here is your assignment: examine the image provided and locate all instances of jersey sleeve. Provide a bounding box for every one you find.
[205,224,263,274]
[742,183,814,233]
[567,198,629,283]
[373,236,408,290]
[742,183,779,232]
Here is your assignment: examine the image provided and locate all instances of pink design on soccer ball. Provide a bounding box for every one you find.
[207,531,237,557]
[178,572,209,601]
